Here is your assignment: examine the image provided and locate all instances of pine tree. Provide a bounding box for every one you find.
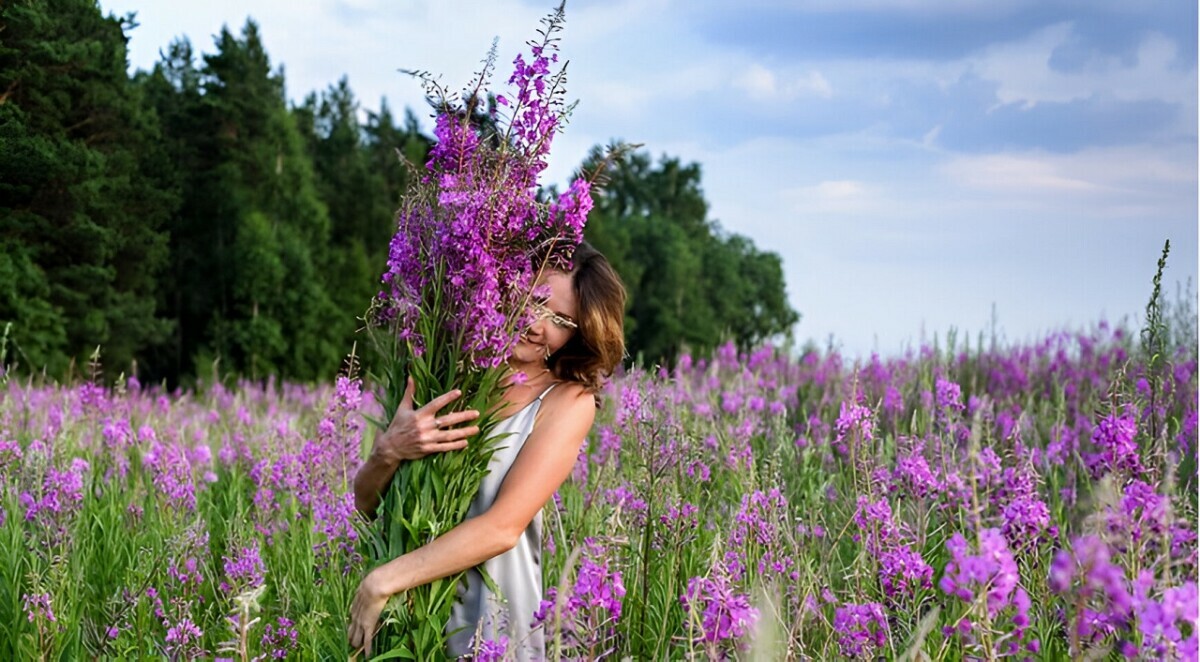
[0,0,177,376]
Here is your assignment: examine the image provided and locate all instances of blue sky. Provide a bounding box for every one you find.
[102,0,1198,359]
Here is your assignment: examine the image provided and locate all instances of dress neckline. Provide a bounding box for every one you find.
[497,382,559,423]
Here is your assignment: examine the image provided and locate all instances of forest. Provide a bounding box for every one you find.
[0,0,797,385]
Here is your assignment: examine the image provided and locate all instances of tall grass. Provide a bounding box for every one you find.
[0,311,1195,659]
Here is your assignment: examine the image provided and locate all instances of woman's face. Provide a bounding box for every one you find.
[514,271,578,366]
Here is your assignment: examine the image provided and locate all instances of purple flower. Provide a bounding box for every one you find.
[472,635,509,662]
[143,441,197,511]
[935,377,965,412]
[221,544,266,593]
[164,617,204,658]
[878,545,934,599]
[834,400,874,456]
[939,529,1020,618]
[853,496,897,554]
[892,437,939,498]
[1049,536,1136,647]
[0,439,25,476]
[1088,411,1143,478]
[680,573,758,649]
[533,545,625,655]
[22,458,89,541]
[1001,494,1054,551]
[260,616,298,659]
[833,602,888,658]
[22,592,55,623]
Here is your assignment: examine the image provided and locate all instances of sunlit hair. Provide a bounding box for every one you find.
[547,241,626,402]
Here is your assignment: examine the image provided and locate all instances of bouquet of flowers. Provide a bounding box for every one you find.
[362,5,616,657]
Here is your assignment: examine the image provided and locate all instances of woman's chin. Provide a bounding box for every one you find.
[510,342,542,365]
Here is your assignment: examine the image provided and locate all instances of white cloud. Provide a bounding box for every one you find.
[945,153,1099,192]
[736,63,778,99]
[971,22,1195,109]
[943,144,1196,206]
[734,63,832,101]
[782,179,880,216]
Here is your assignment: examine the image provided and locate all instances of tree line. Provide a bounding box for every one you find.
[0,0,797,385]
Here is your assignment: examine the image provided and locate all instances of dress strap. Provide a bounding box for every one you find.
[536,382,559,401]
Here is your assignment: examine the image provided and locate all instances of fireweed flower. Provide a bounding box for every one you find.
[220,544,266,593]
[0,438,22,476]
[260,616,299,660]
[164,617,204,659]
[940,529,1021,617]
[1001,493,1055,552]
[680,573,758,652]
[1048,536,1133,647]
[934,377,965,419]
[143,441,198,512]
[878,545,934,599]
[834,400,874,456]
[853,496,898,554]
[892,436,940,499]
[832,602,889,658]
[22,457,89,544]
[471,635,509,662]
[22,592,55,623]
[532,547,625,655]
[1087,410,1143,478]
[725,489,794,584]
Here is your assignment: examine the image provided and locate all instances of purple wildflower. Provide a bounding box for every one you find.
[834,400,874,456]
[221,544,266,593]
[260,616,298,659]
[878,544,934,599]
[832,602,889,658]
[472,635,509,662]
[164,617,204,659]
[680,573,758,650]
[22,592,55,623]
[1088,411,1143,478]
[533,545,625,656]
[939,529,1020,618]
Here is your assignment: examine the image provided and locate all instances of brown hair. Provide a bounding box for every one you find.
[548,241,626,399]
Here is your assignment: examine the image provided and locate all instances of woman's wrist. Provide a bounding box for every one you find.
[367,438,402,468]
[370,559,409,597]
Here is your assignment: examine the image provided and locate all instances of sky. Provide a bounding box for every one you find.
[101,0,1199,360]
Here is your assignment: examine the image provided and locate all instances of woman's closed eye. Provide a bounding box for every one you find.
[533,303,577,330]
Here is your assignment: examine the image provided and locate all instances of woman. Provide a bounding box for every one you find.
[348,242,626,659]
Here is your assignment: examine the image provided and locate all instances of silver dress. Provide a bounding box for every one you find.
[446,384,557,660]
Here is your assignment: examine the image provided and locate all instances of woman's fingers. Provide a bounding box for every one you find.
[434,425,479,443]
[347,603,375,655]
[418,388,463,416]
[431,409,480,429]
[399,376,416,410]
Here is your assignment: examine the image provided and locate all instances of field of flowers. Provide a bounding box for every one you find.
[1,320,1196,660]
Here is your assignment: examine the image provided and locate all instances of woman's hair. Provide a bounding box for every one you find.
[548,241,626,399]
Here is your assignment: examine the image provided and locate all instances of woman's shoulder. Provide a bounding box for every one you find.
[543,380,592,405]
[539,381,596,421]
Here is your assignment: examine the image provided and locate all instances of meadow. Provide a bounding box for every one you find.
[1,319,1196,660]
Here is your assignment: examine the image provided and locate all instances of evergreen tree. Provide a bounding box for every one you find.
[0,0,177,377]
[142,20,343,382]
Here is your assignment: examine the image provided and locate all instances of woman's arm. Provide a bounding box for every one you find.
[353,378,481,516]
[347,383,596,655]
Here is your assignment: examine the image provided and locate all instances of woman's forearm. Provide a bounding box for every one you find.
[369,513,516,596]
[353,451,399,516]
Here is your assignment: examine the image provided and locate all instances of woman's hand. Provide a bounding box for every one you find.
[347,569,390,657]
[370,377,480,465]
